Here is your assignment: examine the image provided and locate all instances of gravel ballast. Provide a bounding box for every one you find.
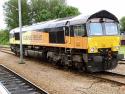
[0,51,125,94]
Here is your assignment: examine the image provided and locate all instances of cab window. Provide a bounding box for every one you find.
[74,25,86,36]
[89,23,103,35]
[105,23,119,35]
[14,33,20,40]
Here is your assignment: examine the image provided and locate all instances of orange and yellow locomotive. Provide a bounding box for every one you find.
[10,10,124,72]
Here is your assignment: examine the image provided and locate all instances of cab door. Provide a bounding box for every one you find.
[9,33,15,44]
[74,24,86,49]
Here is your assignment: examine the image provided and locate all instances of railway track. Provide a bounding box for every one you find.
[0,65,48,94]
[0,47,14,55]
[118,62,125,64]
[1,47,125,86]
[89,71,125,86]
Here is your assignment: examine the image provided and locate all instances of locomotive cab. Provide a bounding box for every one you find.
[84,11,124,72]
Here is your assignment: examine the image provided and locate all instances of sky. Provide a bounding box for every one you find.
[0,0,6,29]
[0,0,125,29]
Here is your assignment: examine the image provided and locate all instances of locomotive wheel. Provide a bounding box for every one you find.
[110,59,118,69]
[47,57,53,63]
[103,59,118,70]
[73,62,83,70]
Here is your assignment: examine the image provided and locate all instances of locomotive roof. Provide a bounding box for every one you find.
[10,10,119,33]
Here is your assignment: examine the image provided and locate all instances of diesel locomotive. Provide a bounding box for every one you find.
[10,10,124,72]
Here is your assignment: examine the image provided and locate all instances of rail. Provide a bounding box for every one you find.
[0,64,48,94]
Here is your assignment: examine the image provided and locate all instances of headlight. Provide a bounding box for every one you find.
[90,47,97,53]
[114,46,120,50]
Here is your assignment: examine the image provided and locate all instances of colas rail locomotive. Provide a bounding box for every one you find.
[10,10,124,72]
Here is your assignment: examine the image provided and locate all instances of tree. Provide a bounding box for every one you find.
[120,17,125,31]
[0,29,9,45]
[30,0,80,23]
[54,5,80,18]
[3,0,80,29]
[3,0,30,30]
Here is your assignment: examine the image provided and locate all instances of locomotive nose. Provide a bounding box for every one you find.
[88,36,120,53]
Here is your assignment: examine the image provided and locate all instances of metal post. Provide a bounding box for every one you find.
[18,0,24,64]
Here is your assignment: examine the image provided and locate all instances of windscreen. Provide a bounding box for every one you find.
[89,22,119,36]
[105,23,118,35]
[89,23,103,35]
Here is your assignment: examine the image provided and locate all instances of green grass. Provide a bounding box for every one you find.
[119,46,125,55]
[0,45,10,48]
